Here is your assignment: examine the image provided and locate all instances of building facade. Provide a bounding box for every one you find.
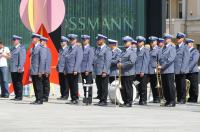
[166,0,200,47]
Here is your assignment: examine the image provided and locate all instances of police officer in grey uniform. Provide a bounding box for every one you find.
[174,32,190,104]
[135,36,150,105]
[30,33,47,105]
[40,36,52,102]
[131,39,137,52]
[80,35,94,104]
[158,34,176,107]
[117,36,137,107]
[158,38,165,49]
[186,39,200,103]
[57,36,69,100]
[65,34,83,104]
[108,39,122,84]
[10,35,26,101]
[93,34,112,106]
[148,36,160,103]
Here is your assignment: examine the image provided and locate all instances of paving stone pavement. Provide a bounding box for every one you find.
[0,95,200,132]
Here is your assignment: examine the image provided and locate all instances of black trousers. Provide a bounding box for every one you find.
[136,74,148,102]
[121,75,135,104]
[95,75,109,103]
[175,74,186,102]
[66,74,79,101]
[59,73,69,98]
[149,74,159,101]
[31,75,43,101]
[81,72,93,98]
[42,74,50,99]
[161,74,176,104]
[11,72,24,98]
[109,76,116,84]
[187,73,199,102]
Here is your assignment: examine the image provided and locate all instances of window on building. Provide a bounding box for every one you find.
[166,0,169,19]
[178,0,183,18]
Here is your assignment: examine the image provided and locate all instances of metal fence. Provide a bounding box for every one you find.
[63,0,146,46]
[0,0,31,48]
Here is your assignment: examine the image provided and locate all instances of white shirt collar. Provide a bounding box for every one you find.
[189,47,193,51]
[126,46,131,51]
[62,45,67,49]
[84,44,89,48]
[15,43,20,48]
[139,46,144,51]
[178,42,184,47]
[166,43,171,47]
[152,45,157,50]
[35,43,40,47]
[99,44,106,49]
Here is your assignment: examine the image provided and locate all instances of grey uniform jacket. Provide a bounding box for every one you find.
[159,44,176,74]
[10,44,26,72]
[57,46,68,73]
[120,47,137,76]
[64,45,83,74]
[93,45,112,75]
[174,43,190,74]
[81,45,94,73]
[30,44,47,75]
[110,48,122,76]
[148,46,159,74]
[135,47,150,74]
[44,47,52,74]
[188,48,199,73]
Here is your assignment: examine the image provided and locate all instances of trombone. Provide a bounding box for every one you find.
[156,61,165,106]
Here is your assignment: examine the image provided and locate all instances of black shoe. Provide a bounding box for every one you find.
[187,99,197,103]
[153,99,160,103]
[43,98,48,102]
[93,96,100,99]
[72,100,79,104]
[10,97,17,100]
[119,103,125,107]
[83,98,86,103]
[164,102,170,106]
[15,97,22,101]
[2,95,9,98]
[30,100,43,105]
[177,100,186,104]
[125,103,132,107]
[139,101,147,105]
[165,103,176,107]
[98,102,107,106]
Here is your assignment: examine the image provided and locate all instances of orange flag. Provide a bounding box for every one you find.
[9,25,59,92]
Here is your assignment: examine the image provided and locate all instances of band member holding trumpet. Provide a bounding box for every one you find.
[174,32,190,104]
[186,39,200,103]
[117,36,137,107]
[158,34,176,107]
[135,36,150,105]
[148,36,160,103]
[108,39,122,84]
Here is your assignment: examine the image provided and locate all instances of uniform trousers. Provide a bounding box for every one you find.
[11,72,24,98]
[95,75,109,103]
